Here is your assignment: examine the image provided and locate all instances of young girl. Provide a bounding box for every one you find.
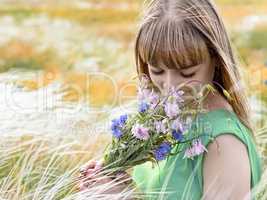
[78,0,263,199]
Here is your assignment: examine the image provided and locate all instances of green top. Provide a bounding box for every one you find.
[131,108,263,200]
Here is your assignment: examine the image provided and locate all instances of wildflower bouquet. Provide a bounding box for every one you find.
[100,75,221,175]
[77,74,234,195]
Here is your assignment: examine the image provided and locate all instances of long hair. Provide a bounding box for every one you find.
[134,0,255,139]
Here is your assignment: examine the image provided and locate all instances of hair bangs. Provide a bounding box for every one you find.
[137,19,211,70]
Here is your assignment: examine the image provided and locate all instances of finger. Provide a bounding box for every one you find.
[83,176,111,189]
[82,159,97,170]
[78,182,89,191]
[79,160,97,174]
[85,167,106,180]
[80,172,108,185]
[95,160,104,170]
[115,171,130,179]
[85,168,98,175]
[114,172,132,185]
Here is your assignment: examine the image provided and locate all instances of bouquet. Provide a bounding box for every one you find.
[78,74,233,193]
[101,75,228,174]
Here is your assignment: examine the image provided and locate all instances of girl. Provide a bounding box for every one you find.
[78,0,263,199]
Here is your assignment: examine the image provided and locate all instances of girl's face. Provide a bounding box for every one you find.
[148,55,215,94]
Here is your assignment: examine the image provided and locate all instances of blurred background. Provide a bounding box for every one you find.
[0,0,266,199]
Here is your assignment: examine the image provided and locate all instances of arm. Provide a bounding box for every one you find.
[202,134,251,200]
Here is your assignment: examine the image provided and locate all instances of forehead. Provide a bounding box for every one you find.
[137,19,211,71]
[148,58,210,70]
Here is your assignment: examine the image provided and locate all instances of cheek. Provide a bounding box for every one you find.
[194,66,215,84]
[149,73,163,90]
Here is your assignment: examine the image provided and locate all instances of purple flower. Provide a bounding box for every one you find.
[154,150,166,161]
[164,101,180,119]
[183,139,208,159]
[171,118,186,141]
[158,142,172,154]
[111,119,120,130]
[139,102,149,113]
[172,130,184,141]
[148,91,160,109]
[138,88,160,111]
[171,118,182,130]
[171,88,185,103]
[154,142,172,161]
[112,128,123,138]
[132,124,150,140]
[110,115,128,139]
[183,147,195,159]
[119,114,128,124]
[111,119,123,138]
[154,120,168,134]
[192,139,208,155]
[137,88,151,102]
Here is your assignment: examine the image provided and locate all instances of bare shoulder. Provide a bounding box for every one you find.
[205,134,248,156]
[202,134,251,200]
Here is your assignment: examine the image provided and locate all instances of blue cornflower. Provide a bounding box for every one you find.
[154,142,172,161]
[138,102,149,113]
[119,114,128,124]
[264,80,267,85]
[111,115,127,139]
[154,150,166,161]
[111,119,120,130]
[158,142,172,154]
[112,128,123,138]
[172,129,184,141]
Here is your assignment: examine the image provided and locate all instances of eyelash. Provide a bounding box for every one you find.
[181,72,195,78]
[151,70,195,78]
[151,70,163,75]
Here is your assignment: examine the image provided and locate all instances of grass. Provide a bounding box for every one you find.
[0,133,112,199]
[0,113,266,199]
[248,25,267,51]
[0,1,266,199]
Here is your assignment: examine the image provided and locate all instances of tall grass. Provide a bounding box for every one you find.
[0,0,266,199]
[0,110,266,199]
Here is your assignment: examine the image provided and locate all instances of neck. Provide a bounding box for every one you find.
[202,87,233,112]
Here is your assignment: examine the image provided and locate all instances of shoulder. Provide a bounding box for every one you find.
[202,134,251,199]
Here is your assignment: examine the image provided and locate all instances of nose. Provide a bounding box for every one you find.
[162,70,179,94]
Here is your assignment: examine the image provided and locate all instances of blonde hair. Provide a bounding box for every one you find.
[134,0,255,139]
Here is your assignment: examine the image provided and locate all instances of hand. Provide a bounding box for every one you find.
[78,159,133,194]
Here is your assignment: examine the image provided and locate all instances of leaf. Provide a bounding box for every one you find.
[223,89,233,101]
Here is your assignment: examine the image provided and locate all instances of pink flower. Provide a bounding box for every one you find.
[171,118,183,131]
[192,139,208,155]
[164,102,180,119]
[132,124,150,140]
[148,91,160,109]
[137,88,151,102]
[138,88,160,110]
[183,139,208,159]
[183,147,195,159]
[170,87,185,103]
[154,119,168,134]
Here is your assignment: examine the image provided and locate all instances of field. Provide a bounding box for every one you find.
[0,0,266,199]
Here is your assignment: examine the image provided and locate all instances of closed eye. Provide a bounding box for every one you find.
[149,64,198,77]
[180,72,195,78]
[151,69,164,75]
